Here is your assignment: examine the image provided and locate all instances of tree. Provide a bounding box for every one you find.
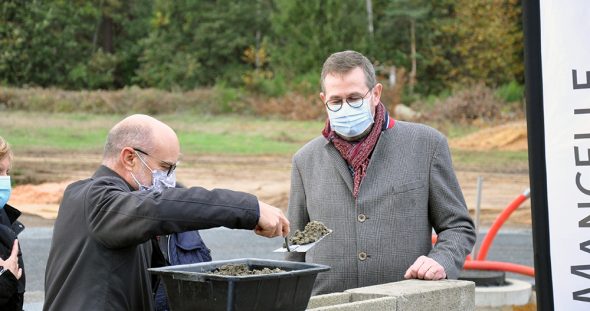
[383,0,430,94]
[135,0,272,90]
[0,0,525,94]
[446,0,523,87]
[0,0,152,89]
[0,1,99,87]
[270,0,370,79]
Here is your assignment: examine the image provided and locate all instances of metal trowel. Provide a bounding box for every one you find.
[273,230,332,253]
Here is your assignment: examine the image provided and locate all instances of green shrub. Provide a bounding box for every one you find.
[292,72,320,95]
[419,84,503,124]
[0,86,220,115]
[258,74,287,97]
[241,70,286,97]
[496,81,524,103]
[213,84,246,114]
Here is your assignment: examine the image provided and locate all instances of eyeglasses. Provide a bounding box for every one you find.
[325,87,373,112]
[133,148,177,177]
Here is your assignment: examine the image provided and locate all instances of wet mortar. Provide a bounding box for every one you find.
[210,264,284,276]
[288,221,330,245]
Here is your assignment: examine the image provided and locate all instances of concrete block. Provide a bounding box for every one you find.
[307,293,353,309]
[346,279,475,311]
[307,296,397,311]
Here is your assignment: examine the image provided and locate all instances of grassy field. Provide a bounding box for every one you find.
[2,111,528,173]
[2,111,324,155]
[452,149,529,173]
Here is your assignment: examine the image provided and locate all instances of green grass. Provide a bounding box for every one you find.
[451,149,529,173]
[7,127,110,151]
[179,132,303,155]
[2,111,324,155]
[1,111,530,172]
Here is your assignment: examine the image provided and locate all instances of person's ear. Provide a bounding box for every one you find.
[120,147,136,171]
[320,92,326,106]
[372,83,383,107]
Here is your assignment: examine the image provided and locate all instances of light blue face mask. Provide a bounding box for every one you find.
[0,176,11,208]
[327,96,374,138]
[131,152,177,192]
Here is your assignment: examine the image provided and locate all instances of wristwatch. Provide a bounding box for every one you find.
[0,266,5,276]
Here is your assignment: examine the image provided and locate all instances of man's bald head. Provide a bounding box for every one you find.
[103,114,179,165]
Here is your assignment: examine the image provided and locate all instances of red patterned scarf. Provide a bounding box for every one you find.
[322,102,394,198]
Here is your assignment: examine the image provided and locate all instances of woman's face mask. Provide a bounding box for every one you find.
[0,176,12,208]
[131,151,176,192]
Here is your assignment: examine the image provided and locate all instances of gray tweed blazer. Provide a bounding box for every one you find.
[286,121,476,295]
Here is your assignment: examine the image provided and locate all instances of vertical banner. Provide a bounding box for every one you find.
[525,1,590,310]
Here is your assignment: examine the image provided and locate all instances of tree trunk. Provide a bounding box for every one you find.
[409,18,417,94]
[255,0,261,72]
[100,15,114,53]
[366,0,374,38]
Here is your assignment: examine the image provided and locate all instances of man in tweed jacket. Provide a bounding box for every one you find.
[286,50,476,295]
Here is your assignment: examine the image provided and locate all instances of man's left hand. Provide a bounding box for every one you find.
[404,255,446,280]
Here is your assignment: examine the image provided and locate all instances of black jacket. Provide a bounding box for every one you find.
[44,165,260,311]
[0,204,26,311]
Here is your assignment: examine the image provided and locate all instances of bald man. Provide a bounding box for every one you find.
[44,115,289,310]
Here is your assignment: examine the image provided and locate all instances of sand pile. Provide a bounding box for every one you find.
[10,181,69,205]
[9,181,71,219]
[450,121,527,151]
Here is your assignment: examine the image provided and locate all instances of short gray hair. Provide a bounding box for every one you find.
[103,122,153,161]
[320,50,376,92]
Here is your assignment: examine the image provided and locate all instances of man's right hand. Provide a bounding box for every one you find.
[255,201,290,238]
[0,240,22,280]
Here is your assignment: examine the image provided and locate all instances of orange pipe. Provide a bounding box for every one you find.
[476,190,530,261]
[464,260,535,277]
[432,190,534,277]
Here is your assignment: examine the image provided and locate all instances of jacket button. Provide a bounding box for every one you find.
[358,252,367,261]
[357,214,367,222]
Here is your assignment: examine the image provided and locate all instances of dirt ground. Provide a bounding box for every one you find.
[10,121,532,228]
[450,120,528,152]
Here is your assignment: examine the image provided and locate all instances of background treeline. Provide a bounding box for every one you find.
[0,0,524,120]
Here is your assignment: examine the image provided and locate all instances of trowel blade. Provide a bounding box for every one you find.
[273,230,331,253]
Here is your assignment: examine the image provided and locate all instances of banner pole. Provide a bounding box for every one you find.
[523,0,554,310]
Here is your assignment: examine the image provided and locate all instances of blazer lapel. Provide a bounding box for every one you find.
[358,128,398,196]
[324,141,354,194]
[365,132,389,180]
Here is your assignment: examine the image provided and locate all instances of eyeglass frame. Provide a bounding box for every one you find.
[132,148,178,177]
[324,87,374,112]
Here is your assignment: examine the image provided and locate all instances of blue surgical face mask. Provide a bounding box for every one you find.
[131,152,176,192]
[327,96,374,138]
[0,176,11,208]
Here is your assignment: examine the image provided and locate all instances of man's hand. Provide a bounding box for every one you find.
[255,201,290,238]
[0,240,22,280]
[404,255,446,280]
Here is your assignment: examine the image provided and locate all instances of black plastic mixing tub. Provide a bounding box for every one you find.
[149,258,330,311]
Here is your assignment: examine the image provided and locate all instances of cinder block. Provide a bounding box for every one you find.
[346,279,475,311]
[307,293,353,309]
[307,296,397,311]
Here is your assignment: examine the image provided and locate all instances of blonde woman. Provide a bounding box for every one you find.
[0,136,25,311]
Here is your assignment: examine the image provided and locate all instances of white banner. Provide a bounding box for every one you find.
[540,0,590,308]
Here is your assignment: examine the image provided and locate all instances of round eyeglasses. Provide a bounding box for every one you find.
[325,87,373,112]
